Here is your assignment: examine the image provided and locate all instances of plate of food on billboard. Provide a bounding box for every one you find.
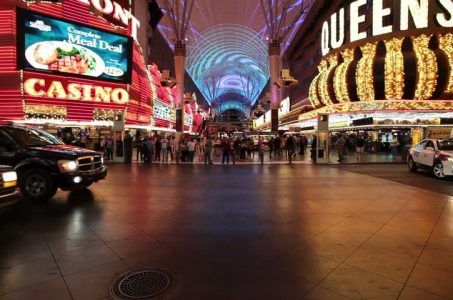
[18,8,132,83]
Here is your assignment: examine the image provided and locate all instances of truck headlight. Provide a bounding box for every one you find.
[58,160,78,173]
[2,171,17,182]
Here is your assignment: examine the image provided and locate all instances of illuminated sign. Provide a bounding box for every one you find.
[77,0,140,39]
[321,0,453,55]
[24,78,129,104]
[253,115,265,128]
[18,8,132,83]
[279,97,290,117]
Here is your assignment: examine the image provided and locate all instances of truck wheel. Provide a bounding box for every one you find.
[20,168,57,201]
[433,163,446,179]
[408,158,417,172]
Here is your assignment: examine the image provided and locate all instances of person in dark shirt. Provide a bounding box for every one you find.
[356,135,365,162]
[155,136,161,162]
[123,131,133,163]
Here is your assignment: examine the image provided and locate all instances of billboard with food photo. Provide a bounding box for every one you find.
[17,8,132,83]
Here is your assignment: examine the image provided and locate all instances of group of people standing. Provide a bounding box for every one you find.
[135,135,216,164]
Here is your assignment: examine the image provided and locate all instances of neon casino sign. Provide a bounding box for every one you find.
[77,0,140,39]
[24,78,129,104]
[321,0,453,55]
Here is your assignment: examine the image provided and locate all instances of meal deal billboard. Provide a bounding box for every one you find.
[17,8,132,83]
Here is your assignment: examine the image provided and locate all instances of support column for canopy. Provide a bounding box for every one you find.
[174,42,186,137]
[162,0,195,139]
[260,0,314,132]
[269,40,282,132]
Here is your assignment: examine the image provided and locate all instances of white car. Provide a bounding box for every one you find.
[408,139,453,179]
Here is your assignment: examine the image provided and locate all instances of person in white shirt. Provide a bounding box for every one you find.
[187,139,196,163]
[161,136,169,163]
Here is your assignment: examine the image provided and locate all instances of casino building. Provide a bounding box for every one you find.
[0,0,204,144]
[259,0,453,143]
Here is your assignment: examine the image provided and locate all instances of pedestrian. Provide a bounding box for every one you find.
[155,136,161,162]
[311,136,317,163]
[257,137,264,165]
[335,135,346,163]
[204,136,214,165]
[300,135,308,156]
[143,137,151,163]
[268,137,274,158]
[123,131,133,163]
[170,136,177,161]
[222,138,231,165]
[356,135,366,162]
[286,135,296,164]
[161,136,169,163]
[195,138,203,162]
[187,138,196,163]
[105,135,113,161]
[136,135,143,162]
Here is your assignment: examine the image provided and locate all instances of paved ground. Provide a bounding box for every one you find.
[331,164,453,196]
[0,164,452,300]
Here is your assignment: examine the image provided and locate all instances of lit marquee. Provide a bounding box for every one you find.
[439,34,453,94]
[321,0,453,56]
[356,43,377,102]
[412,35,438,100]
[384,38,405,100]
[334,48,354,103]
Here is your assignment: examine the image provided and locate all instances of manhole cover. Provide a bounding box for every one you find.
[110,268,173,299]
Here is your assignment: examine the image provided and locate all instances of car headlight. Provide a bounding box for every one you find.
[58,160,78,173]
[2,171,17,182]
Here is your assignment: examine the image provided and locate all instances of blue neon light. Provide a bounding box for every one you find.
[186,24,269,111]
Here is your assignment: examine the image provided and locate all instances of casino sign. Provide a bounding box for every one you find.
[304,0,453,122]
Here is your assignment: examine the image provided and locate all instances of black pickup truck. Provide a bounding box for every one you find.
[0,124,107,201]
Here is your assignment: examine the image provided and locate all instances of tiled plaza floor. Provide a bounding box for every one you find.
[0,164,452,299]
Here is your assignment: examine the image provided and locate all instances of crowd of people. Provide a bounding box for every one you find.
[97,131,414,165]
[127,133,312,165]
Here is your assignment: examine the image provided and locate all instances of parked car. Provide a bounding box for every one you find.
[0,124,107,201]
[0,165,19,209]
[408,138,453,179]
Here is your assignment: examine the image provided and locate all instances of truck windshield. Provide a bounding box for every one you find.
[3,127,63,147]
[437,140,453,151]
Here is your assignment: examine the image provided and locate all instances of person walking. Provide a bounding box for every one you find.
[105,136,114,161]
[170,136,177,162]
[335,135,346,163]
[195,138,203,162]
[268,137,274,159]
[154,136,161,162]
[311,136,317,163]
[221,138,231,165]
[257,137,265,165]
[300,135,308,156]
[204,136,214,165]
[161,136,169,163]
[143,137,151,163]
[356,135,366,162]
[187,138,196,163]
[123,131,133,163]
[286,135,296,164]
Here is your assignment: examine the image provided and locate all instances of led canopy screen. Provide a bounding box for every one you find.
[17,8,132,83]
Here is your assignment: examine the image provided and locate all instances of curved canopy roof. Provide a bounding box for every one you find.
[157,0,312,113]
